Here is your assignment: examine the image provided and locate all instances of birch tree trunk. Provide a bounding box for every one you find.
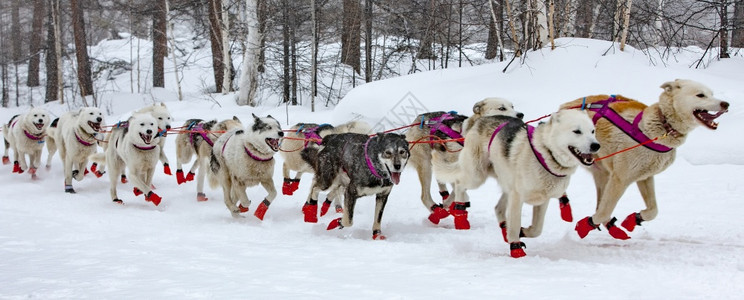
[487,0,505,60]
[52,0,63,103]
[653,0,664,46]
[220,0,232,93]
[165,0,182,100]
[311,0,317,111]
[720,0,731,58]
[619,0,632,51]
[548,0,555,50]
[504,0,521,56]
[237,0,260,106]
[561,0,577,37]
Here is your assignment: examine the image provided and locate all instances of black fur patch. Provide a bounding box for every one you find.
[252,118,269,132]
[209,153,221,174]
[7,115,19,127]
[235,130,244,135]
[50,118,59,128]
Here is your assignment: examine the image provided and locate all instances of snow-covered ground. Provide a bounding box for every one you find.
[1,38,743,298]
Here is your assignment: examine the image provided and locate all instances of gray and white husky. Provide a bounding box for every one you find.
[174,116,242,202]
[49,107,105,193]
[208,114,283,219]
[3,107,51,179]
[448,109,599,258]
[89,113,163,205]
[301,132,410,240]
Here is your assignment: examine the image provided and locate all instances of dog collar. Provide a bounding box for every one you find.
[134,144,157,151]
[364,137,383,179]
[24,130,45,141]
[656,107,682,139]
[244,146,273,162]
[75,132,95,147]
[526,125,566,178]
[582,96,673,153]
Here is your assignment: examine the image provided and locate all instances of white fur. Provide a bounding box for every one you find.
[51,107,105,192]
[2,107,51,178]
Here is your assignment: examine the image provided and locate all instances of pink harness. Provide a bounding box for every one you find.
[188,122,214,147]
[221,132,272,162]
[424,113,464,146]
[487,121,565,177]
[364,137,382,179]
[583,96,673,153]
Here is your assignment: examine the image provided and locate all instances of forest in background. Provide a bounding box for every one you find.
[1,0,742,110]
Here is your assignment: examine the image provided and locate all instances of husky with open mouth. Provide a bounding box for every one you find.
[89,113,163,205]
[561,79,731,241]
[208,114,283,220]
[2,107,51,179]
[448,109,599,257]
[50,107,105,193]
[300,132,410,240]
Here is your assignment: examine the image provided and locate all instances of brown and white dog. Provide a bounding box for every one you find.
[561,79,730,240]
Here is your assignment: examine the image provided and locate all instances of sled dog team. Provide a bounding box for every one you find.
[2,79,730,258]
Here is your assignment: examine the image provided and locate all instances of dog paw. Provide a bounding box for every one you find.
[163,163,172,175]
[2,156,9,165]
[372,230,386,240]
[145,191,162,206]
[427,204,450,225]
[112,199,124,205]
[238,203,250,213]
[575,216,599,239]
[196,193,208,202]
[559,195,573,222]
[303,201,318,223]
[94,171,105,178]
[65,185,76,194]
[281,178,294,195]
[185,172,195,182]
[605,217,630,240]
[621,212,642,232]
[510,242,527,258]
[120,175,128,184]
[327,218,343,230]
[176,170,185,184]
[254,200,270,220]
[320,200,332,217]
[133,187,143,196]
[90,163,98,173]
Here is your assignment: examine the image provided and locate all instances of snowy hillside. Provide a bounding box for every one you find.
[1,38,743,298]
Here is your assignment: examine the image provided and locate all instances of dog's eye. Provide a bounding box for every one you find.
[398,150,406,155]
[696,93,705,98]
[140,123,145,126]
[499,107,506,111]
[573,130,582,135]
[158,117,163,120]
[89,112,94,115]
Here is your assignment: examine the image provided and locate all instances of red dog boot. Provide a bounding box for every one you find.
[282,178,294,195]
[558,194,573,222]
[372,229,386,240]
[335,205,343,213]
[2,156,9,165]
[121,175,128,184]
[254,199,270,220]
[290,179,301,194]
[302,200,318,223]
[510,242,527,258]
[84,168,89,176]
[90,162,98,173]
[605,217,631,240]
[439,191,450,201]
[575,216,600,239]
[196,192,208,202]
[621,212,643,232]
[238,203,250,213]
[133,187,143,196]
[176,169,185,184]
[145,191,162,206]
[185,172,195,182]
[320,199,333,217]
[163,163,172,175]
[94,170,105,178]
[327,217,343,230]
[427,204,450,225]
[12,161,21,173]
[449,202,471,230]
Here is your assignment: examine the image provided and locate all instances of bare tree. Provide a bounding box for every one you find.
[28,0,45,87]
[364,0,373,82]
[733,0,744,47]
[11,0,21,105]
[207,0,225,93]
[153,0,167,88]
[237,0,261,106]
[720,0,731,58]
[342,0,362,74]
[618,0,632,51]
[71,0,94,101]
[45,0,58,102]
[220,0,232,93]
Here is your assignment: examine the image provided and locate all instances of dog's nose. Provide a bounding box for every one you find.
[516,112,524,119]
[146,129,153,135]
[278,131,284,137]
[393,163,401,170]
[38,119,44,123]
[721,101,730,110]
[590,142,600,152]
[96,117,102,123]
[166,125,171,130]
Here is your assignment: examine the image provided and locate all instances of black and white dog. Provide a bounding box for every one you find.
[301,132,409,240]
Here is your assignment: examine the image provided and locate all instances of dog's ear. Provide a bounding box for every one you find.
[473,100,484,114]
[235,130,244,135]
[233,116,240,122]
[160,102,167,108]
[252,113,259,120]
[660,80,681,92]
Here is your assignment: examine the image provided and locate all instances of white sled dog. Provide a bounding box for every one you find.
[560,79,730,240]
[3,107,51,179]
[280,120,371,218]
[208,114,283,219]
[407,97,523,229]
[448,109,599,258]
[89,114,163,205]
[49,107,105,193]
[174,116,242,201]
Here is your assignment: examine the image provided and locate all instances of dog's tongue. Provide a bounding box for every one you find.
[390,172,401,185]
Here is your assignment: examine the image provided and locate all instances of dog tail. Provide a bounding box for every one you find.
[300,147,320,173]
[208,153,221,189]
[88,153,106,165]
[2,124,8,150]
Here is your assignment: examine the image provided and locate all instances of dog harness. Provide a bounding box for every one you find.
[221,132,273,162]
[487,120,566,177]
[134,144,157,151]
[296,124,325,148]
[423,113,464,146]
[526,125,566,178]
[364,136,383,179]
[582,96,673,153]
[10,118,45,143]
[75,131,95,147]
[187,121,215,147]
